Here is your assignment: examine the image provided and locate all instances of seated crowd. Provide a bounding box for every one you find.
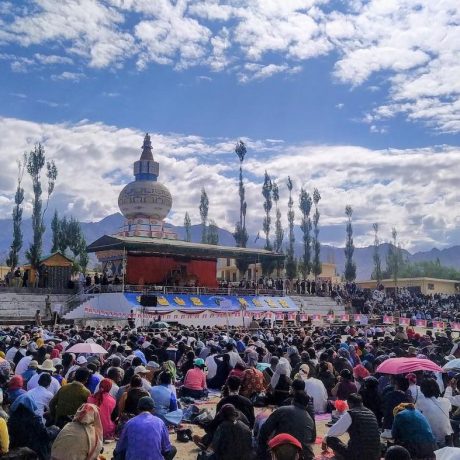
[0,318,459,460]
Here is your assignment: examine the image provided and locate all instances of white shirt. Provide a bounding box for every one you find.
[27,373,61,395]
[27,386,53,419]
[304,378,328,414]
[5,347,18,362]
[205,354,217,380]
[228,350,243,368]
[326,412,352,438]
[15,356,32,375]
[444,386,460,407]
[416,396,453,443]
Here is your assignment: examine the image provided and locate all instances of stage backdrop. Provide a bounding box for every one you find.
[126,254,218,287]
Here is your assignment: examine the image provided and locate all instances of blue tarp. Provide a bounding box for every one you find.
[123,293,297,311]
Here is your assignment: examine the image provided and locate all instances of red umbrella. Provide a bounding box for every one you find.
[376,357,443,375]
[66,343,108,354]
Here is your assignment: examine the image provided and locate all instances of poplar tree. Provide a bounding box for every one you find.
[199,188,209,244]
[344,205,356,281]
[272,181,284,253]
[51,209,60,253]
[262,171,273,251]
[26,144,58,268]
[299,188,312,278]
[387,227,404,287]
[233,141,250,276]
[285,177,297,279]
[261,171,274,275]
[184,212,192,242]
[7,154,27,270]
[312,188,321,279]
[372,223,382,284]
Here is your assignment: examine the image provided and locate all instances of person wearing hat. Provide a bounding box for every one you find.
[114,396,177,460]
[27,359,61,395]
[268,433,302,460]
[21,360,38,385]
[182,358,207,399]
[134,365,152,392]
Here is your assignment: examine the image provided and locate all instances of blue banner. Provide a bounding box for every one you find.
[123,293,297,311]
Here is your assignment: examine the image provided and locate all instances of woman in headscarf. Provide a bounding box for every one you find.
[333,348,354,374]
[269,357,292,405]
[392,403,436,460]
[87,378,116,440]
[163,360,177,382]
[7,375,26,404]
[353,364,370,391]
[331,369,358,400]
[51,403,103,460]
[8,393,57,460]
[317,361,336,397]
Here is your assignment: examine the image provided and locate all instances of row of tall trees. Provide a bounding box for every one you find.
[7,143,89,274]
[180,140,435,284]
[7,144,59,271]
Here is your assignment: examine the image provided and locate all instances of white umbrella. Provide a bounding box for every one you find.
[66,343,108,354]
[443,358,460,370]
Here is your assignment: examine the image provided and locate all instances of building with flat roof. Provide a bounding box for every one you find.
[217,259,340,284]
[357,277,460,295]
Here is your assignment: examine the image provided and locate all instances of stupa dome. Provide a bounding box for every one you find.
[118,133,173,221]
[118,180,172,220]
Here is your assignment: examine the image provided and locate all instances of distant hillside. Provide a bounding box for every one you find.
[0,212,459,279]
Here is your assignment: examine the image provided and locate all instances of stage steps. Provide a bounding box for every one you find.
[290,295,346,316]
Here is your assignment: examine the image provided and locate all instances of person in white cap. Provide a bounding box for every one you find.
[27,359,61,395]
[134,366,152,392]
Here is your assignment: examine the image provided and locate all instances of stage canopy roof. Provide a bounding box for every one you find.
[87,235,283,261]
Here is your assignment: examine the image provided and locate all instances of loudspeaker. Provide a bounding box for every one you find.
[140,295,158,307]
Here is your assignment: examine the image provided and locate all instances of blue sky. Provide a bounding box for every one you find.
[0,0,459,252]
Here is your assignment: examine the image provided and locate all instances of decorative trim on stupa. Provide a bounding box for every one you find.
[115,133,176,239]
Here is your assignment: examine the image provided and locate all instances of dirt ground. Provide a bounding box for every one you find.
[101,397,339,460]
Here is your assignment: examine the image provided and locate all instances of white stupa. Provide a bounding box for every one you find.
[116,133,177,239]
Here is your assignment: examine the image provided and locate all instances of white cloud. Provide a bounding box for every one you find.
[238,63,302,82]
[0,116,458,252]
[0,0,459,131]
[51,71,85,81]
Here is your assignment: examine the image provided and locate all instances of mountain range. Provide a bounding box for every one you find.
[0,212,459,280]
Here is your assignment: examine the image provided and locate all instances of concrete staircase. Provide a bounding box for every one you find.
[290,295,346,316]
[0,292,70,321]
